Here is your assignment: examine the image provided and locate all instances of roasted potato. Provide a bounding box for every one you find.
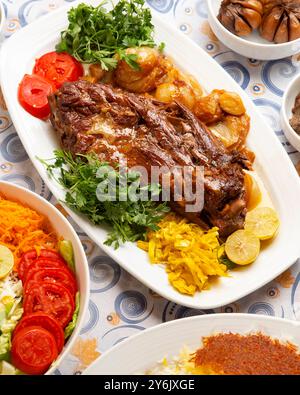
[210,113,250,149]
[154,66,203,110]
[194,89,246,124]
[194,90,225,124]
[114,47,168,93]
[89,64,105,81]
[85,63,114,84]
[219,91,246,116]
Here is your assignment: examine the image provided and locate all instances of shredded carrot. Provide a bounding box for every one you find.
[0,194,58,268]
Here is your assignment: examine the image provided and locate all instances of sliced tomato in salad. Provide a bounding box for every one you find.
[24,267,77,298]
[18,250,37,280]
[33,52,84,88]
[23,282,75,327]
[39,249,66,263]
[13,313,64,353]
[18,74,55,119]
[23,259,69,283]
[11,326,58,375]
[18,248,69,281]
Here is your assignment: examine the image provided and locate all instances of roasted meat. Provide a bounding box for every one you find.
[49,80,250,237]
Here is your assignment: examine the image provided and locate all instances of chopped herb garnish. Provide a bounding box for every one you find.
[218,252,237,270]
[56,0,164,71]
[39,150,169,249]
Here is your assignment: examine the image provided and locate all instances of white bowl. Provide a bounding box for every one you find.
[83,313,300,374]
[207,0,300,60]
[0,181,90,375]
[0,2,5,39]
[280,73,300,152]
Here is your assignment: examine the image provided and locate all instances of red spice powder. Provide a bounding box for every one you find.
[193,333,300,375]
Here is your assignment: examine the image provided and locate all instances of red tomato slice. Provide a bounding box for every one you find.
[11,326,58,375]
[13,313,64,353]
[18,74,55,119]
[24,267,77,298]
[33,52,84,88]
[19,249,67,281]
[18,250,37,281]
[24,282,75,327]
[39,249,65,264]
[22,258,66,283]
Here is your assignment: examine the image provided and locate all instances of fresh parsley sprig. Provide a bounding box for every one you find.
[40,150,169,249]
[56,0,161,71]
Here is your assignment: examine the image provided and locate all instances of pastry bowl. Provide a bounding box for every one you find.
[207,0,300,60]
[0,181,90,375]
[280,73,300,152]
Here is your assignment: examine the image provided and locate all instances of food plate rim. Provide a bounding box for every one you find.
[83,312,300,375]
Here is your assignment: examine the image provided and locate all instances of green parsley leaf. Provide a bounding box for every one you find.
[39,150,169,249]
[56,0,164,71]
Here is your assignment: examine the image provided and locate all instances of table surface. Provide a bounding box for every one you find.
[0,0,300,375]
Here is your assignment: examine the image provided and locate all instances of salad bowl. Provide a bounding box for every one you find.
[0,181,89,375]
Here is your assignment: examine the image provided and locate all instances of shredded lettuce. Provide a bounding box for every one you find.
[0,298,23,363]
[0,361,16,375]
[0,360,23,375]
[59,240,75,272]
[0,275,23,300]
[59,242,79,339]
[0,333,11,361]
[0,277,24,370]
[0,297,23,334]
[64,292,80,339]
[0,310,5,328]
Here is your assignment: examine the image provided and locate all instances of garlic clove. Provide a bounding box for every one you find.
[274,14,289,43]
[235,15,252,36]
[237,0,263,14]
[288,11,300,41]
[260,6,283,41]
[241,7,262,29]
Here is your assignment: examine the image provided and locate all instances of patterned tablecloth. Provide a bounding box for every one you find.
[1,0,300,375]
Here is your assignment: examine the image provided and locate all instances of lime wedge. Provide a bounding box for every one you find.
[225,230,260,266]
[245,207,280,240]
[0,245,14,279]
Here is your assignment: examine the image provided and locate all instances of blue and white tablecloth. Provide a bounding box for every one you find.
[0,0,300,375]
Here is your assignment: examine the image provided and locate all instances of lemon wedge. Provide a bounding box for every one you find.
[0,245,14,279]
[245,207,279,240]
[244,173,262,211]
[225,230,260,266]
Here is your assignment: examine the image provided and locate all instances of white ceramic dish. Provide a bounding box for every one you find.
[207,0,300,60]
[280,73,300,152]
[0,2,5,39]
[0,181,90,375]
[1,0,300,309]
[83,313,300,374]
